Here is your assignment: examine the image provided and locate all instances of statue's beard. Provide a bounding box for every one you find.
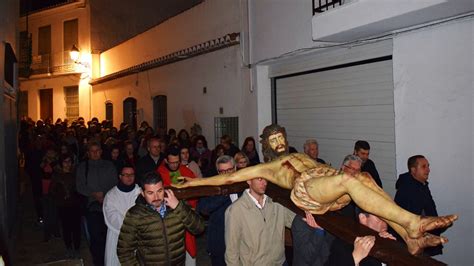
[263,145,289,162]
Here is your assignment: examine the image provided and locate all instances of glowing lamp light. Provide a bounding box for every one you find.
[70,44,80,62]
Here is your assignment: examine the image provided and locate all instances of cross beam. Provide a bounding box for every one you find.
[170,182,445,266]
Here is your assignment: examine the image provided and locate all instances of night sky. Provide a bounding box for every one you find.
[20,0,73,15]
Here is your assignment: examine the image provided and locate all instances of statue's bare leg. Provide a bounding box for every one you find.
[304,174,457,239]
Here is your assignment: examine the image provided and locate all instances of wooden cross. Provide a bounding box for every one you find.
[170,182,446,266]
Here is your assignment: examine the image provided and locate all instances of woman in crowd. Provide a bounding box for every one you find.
[122,140,138,169]
[234,152,250,170]
[49,153,82,258]
[178,129,191,147]
[180,146,202,178]
[241,136,260,166]
[190,135,212,176]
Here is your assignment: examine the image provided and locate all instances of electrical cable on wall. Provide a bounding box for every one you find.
[250,12,474,67]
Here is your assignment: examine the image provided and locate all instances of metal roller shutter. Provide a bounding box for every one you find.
[273,55,396,195]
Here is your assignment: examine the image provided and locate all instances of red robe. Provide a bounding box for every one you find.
[157,162,198,257]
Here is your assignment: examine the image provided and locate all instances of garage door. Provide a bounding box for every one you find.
[273,55,396,194]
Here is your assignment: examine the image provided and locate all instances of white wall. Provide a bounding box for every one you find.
[393,18,473,264]
[250,0,315,64]
[93,46,257,146]
[19,75,90,121]
[100,0,241,75]
[18,2,91,57]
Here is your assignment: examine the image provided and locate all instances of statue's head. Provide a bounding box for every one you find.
[260,124,289,162]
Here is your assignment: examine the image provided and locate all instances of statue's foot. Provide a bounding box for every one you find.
[406,233,448,255]
[408,215,458,238]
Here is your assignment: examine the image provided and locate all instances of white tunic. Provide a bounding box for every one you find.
[103,185,141,266]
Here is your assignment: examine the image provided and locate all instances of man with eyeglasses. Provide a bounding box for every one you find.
[135,137,165,184]
[103,164,141,266]
[157,145,198,265]
[197,155,239,266]
[338,154,363,219]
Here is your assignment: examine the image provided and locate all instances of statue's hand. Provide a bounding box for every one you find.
[170,176,195,188]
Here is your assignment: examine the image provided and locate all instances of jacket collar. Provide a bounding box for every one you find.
[240,190,272,210]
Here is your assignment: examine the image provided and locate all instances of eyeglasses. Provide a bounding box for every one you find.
[218,167,235,174]
[121,173,135,177]
[343,164,361,173]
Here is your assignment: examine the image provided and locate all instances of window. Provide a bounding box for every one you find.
[63,19,78,64]
[105,102,113,122]
[153,95,167,132]
[19,31,31,78]
[37,25,51,74]
[64,86,79,121]
[40,89,53,121]
[38,25,51,56]
[123,97,137,129]
[214,117,239,147]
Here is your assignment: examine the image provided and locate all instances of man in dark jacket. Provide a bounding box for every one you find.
[76,141,117,265]
[117,172,204,265]
[197,155,239,266]
[354,140,383,188]
[394,155,443,256]
[135,137,164,183]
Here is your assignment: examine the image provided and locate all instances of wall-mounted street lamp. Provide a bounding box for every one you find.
[69,44,91,71]
[70,44,80,63]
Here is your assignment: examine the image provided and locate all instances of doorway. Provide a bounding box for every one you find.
[39,88,53,121]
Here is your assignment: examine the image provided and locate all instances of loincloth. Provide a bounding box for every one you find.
[290,165,351,214]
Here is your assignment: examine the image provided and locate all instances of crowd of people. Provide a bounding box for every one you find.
[18,116,451,266]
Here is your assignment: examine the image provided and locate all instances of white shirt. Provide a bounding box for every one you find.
[103,185,141,266]
[245,189,268,209]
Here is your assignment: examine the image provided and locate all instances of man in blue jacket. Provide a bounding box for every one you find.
[197,155,239,266]
[394,155,443,256]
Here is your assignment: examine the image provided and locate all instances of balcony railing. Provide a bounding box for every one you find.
[21,50,76,77]
[313,0,345,15]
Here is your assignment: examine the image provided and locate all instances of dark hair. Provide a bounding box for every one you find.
[193,135,208,148]
[59,153,73,165]
[354,140,370,151]
[110,144,120,152]
[166,145,181,157]
[147,137,161,147]
[220,135,232,145]
[241,136,256,152]
[178,129,190,139]
[118,162,135,176]
[140,171,163,190]
[407,155,425,171]
[87,141,101,151]
[260,124,288,162]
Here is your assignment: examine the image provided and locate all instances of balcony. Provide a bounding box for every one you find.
[21,51,77,77]
[312,0,473,42]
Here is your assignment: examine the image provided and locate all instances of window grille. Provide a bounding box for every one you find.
[106,102,113,122]
[153,95,167,132]
[214,117,239,147]
[313,0,344,15]
[64,86,79,121]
